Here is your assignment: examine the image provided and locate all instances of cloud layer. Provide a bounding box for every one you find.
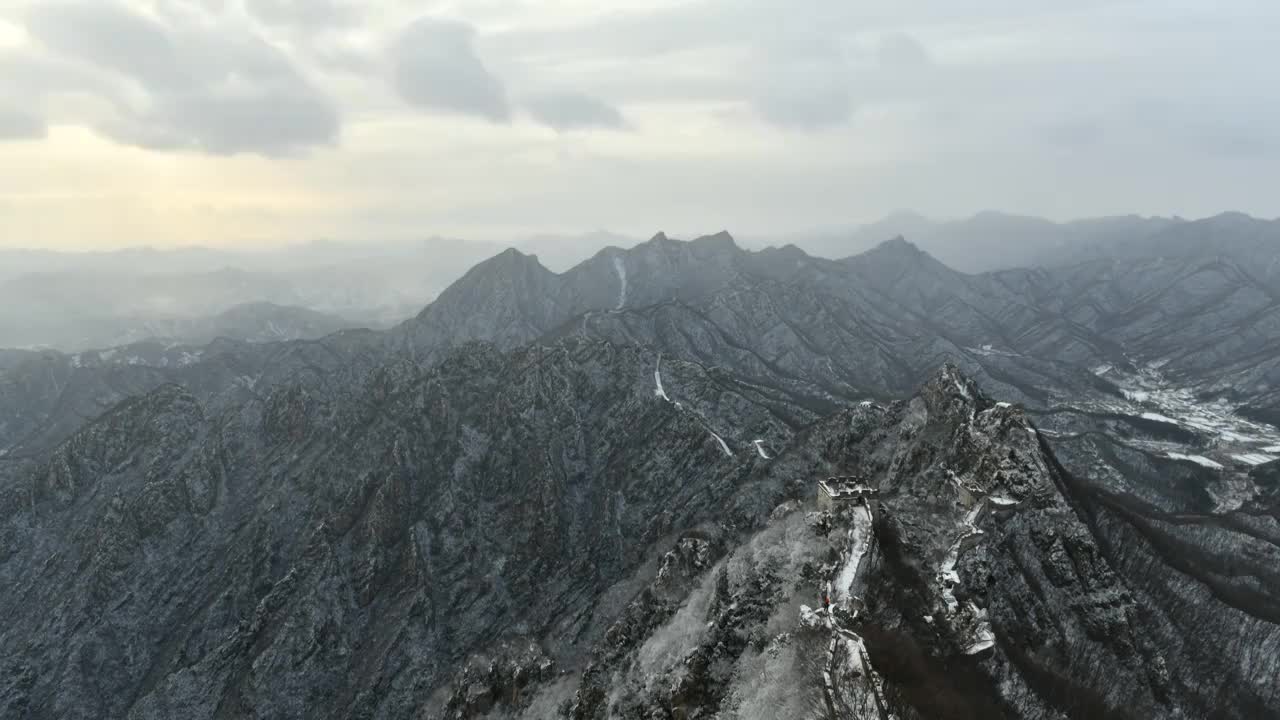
[2,0,1279,249]
[21,0,339,155]
[391,18,509,122]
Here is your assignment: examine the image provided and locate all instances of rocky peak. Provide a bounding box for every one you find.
[845,234,954,278]
[428,247,553,305]
[919,362,984,409]
[688,230,737,251]
[875,233,922,254]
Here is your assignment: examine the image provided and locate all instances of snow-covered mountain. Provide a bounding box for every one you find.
[1,231,1279,718]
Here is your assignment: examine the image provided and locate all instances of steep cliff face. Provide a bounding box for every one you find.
[844,369,1175,720]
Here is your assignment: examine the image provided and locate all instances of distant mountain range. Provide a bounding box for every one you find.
[2,218,1280,717]
[757,209,1280,272]
[5,211,1277,351]
[6,221,1280,466]
[0,237,508,351]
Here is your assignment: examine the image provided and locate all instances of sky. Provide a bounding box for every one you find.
[1,0,1278,250]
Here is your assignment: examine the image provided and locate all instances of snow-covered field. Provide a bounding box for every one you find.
[1066,364,1280,471]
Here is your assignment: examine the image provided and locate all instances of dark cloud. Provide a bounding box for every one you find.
[25,1,188,90]
[0,105,47,140]
[21,0,339,155]
[98,78,341,155]
[391,18,510,122]
[524,92,624,131]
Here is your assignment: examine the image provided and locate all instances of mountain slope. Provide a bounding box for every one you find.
[0,338,805,719]
[425,366,1280,719]
[398,234,1121,408]
[2,229,1280,718]
[9,231,1280,475]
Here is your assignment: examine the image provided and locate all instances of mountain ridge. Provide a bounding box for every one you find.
[2,227,1280,717]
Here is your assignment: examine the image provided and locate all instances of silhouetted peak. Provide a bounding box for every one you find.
[843,234,964,281]
[770,243,810,260]
[416,247,552,320]
[1203,210,1258,226]
[631,230,743,261]
[871,235,925,256]
[466,247,551,276]
[493,246,536,262]
[689,230,739,252]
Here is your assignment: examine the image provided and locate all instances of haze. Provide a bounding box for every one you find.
[2,0,1278,251]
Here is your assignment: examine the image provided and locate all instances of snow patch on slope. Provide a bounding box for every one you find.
[710,432,733,457]
[653,354,671,402]
[612,256,627,310]
[966,344,1021,358]
[1166,452,1224,469]
[1232,453,1277,466]
[1062,366,1280,467]
[752,439,771,459]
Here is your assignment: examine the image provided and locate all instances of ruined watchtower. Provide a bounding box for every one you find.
[816,474,877,511]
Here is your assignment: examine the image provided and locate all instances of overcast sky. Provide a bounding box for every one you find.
[1,0,1277,250]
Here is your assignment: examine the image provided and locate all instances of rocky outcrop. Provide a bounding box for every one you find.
[434,641,557,719]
